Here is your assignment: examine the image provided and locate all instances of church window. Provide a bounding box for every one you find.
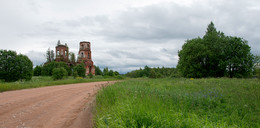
[81,52,84,58]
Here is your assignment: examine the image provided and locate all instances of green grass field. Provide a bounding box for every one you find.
[95,78,260,127]
[0,76,123,92]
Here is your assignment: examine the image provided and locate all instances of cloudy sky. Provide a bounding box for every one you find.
[0,0,259,73]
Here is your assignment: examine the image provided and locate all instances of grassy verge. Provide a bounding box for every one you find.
[0,75,124,92]
[95,78,260,127]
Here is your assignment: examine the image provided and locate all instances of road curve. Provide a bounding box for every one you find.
[0,81,116,128]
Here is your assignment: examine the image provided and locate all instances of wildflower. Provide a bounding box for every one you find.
[190,78,194,80]
[76,77,83,80]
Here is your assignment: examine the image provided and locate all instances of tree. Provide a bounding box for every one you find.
[177,22,254,78]
[143,65,151,77]
[74,63,86,77]
[42,61,70,76]
[50,50,55,61]
[108,70,115,76]
[202,22,226,77]
[177,38,207,78]
[253,55,260,77]
[253,55,260,67]
[0,50,19,81]
[0,50,33,82]
[16,54,33,80]
[224,36,254,78]
[34,65,43,76]
[149,69,157,78]
[69,52,76,64]
[114,71,120,76]
[103,67,109,76]
[46,48,51,62]
[95,66,103,75]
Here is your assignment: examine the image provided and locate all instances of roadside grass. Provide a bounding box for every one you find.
[95,78,260,127]
[0,75,124,92]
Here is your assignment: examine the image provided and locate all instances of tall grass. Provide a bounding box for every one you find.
[0,76,123,92]
[95,78,260,127]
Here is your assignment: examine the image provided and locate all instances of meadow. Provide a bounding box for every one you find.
[0,76,123,92]
[95,78,260,127]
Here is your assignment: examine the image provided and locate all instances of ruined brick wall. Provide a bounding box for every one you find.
[77,41,95,75]
[55,45,69,62]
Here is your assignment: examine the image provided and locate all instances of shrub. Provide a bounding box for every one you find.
[74,63,86,77]
[34,65,43,76]
[72,70,78,78]
[88,72,93,78]
[52,67,68,80]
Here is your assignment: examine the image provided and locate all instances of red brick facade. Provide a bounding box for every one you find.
[55,44,69,62]
[77,41,95,75]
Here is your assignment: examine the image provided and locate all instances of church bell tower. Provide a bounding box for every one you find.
[77,41,95,75]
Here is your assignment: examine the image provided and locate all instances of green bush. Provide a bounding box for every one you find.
[72,70,78,78]
[34,65,43,76]
[88,72,93,78]
[74,63,86,77]
[52,67,68,80]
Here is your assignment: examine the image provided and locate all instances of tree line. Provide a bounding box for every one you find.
[125,66,179,78]
[34,62,120,80]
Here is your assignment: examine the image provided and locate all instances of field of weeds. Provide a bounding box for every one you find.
[95,78,259,127]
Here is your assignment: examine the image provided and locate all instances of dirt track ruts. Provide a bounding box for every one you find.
[0,81,115,128]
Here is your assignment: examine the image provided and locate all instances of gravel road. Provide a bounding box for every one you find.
[0,81,115,128]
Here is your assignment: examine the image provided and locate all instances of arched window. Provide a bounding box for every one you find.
[81,44,84,49]
[81,52,84,58]
[57,51,60,56]
[65,51,67,56]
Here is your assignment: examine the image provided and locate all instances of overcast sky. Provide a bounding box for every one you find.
[0,0,259,73]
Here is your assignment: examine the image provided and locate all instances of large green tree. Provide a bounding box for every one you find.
[0,50,33,82]
[224,37,254,78]
[177,22,254,78]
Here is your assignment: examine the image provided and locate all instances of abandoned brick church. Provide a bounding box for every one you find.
[55,40,95,75]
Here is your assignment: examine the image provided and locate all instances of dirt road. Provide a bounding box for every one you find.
[0,81,115,128]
